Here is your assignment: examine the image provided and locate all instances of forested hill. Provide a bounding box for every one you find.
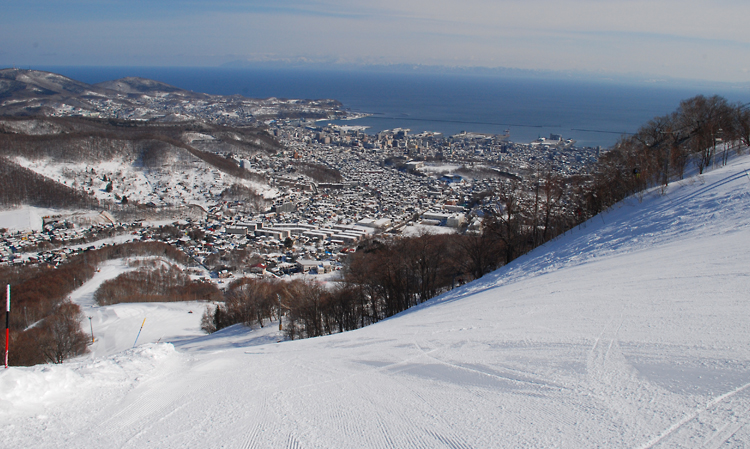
[0,116,278,211]
[0,68,346,121]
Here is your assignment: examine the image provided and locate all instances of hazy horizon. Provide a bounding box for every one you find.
[8,62,750,95]
[3,1,750,85]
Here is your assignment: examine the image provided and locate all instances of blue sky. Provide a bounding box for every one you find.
[2,0,749,83]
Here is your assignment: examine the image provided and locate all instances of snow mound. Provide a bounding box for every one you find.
[0,365,83,412]
[0,343,178,415]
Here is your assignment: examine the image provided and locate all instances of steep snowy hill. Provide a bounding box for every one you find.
[1,156,749,448]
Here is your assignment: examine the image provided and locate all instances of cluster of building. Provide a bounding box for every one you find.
[3,89,606,285]
[0,218,137,266]
[252,120,600,234]
[51,92,348,127]
[276,122,599,175]
[2,115,602,281]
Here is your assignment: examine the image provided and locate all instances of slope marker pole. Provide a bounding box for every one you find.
[5,284,10,369]
[133,318,146,348]
[88,316,94,344]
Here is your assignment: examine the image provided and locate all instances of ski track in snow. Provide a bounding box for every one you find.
[2,155,750,448]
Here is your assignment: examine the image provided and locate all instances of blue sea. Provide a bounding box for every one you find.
[38,66,750,148]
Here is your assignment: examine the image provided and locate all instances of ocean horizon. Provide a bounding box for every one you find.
[32,65,750,148]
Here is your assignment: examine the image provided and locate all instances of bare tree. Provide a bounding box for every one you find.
[539,171,566,242]
[733,105,750,150]
[490,180,527,265]
[37,301,89,364]
[677,95,733,174]
[457,227,503,280]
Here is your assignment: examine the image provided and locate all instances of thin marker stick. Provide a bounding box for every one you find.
[133,318,146,348]
[5,284,10,369]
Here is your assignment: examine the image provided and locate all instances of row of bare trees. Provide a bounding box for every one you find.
[0,262,94,366]
[343,234,461,320]
[293,162,343,183]
[586,95,750,216]
[203,277,376,340]
[94,262,221,306]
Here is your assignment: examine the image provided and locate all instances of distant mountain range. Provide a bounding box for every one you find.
[0,69,207,117]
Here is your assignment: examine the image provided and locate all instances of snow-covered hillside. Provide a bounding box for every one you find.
[1,156,749,448]
[12,150,273,209]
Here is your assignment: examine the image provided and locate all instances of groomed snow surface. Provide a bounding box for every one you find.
[2,156,750,448]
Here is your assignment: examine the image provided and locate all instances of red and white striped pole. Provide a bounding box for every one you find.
[5,284,9,369]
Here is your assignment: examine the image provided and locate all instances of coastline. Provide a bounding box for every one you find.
[26,65,750,148]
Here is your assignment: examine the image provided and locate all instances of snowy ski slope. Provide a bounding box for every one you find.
[1,155,749,448]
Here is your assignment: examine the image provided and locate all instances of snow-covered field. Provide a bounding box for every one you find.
[2,156,750,448]
[419,164,461,173]
[67,258,214,359]
[0,206,53,232]
[401,224,458,236]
